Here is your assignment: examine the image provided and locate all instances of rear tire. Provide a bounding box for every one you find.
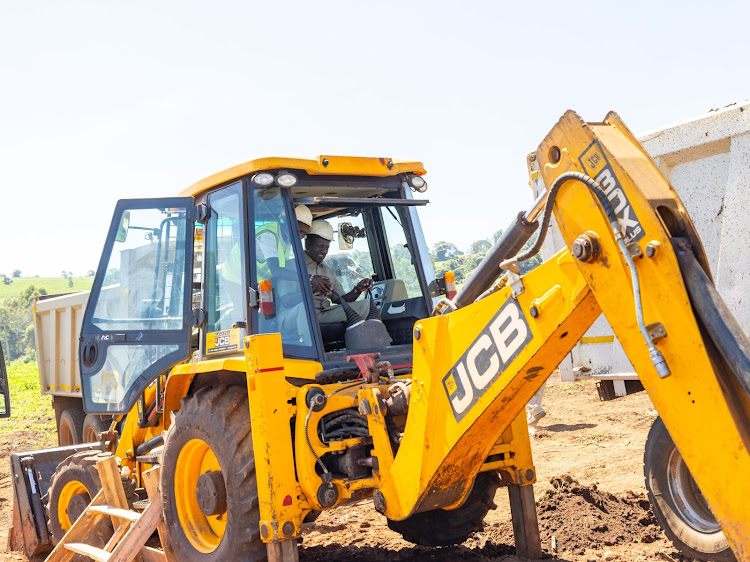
[644,417,735,561]
[161,385,264,561]
[58,408,86,446]
[83,415,107,443]
[387,471,501,546]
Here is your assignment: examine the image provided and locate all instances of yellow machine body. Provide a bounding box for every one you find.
[15,123,750,561]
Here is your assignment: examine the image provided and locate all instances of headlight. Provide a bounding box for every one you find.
[409,174,427,192]
[276,172,297,187]
[252,173,275,187]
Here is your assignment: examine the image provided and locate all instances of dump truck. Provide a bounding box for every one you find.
[9,110,750,562]
[32,292,114,445]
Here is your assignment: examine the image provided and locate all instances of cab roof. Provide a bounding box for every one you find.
[180,155,426,198]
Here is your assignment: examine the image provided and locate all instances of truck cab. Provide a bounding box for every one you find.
[78,156,437,414]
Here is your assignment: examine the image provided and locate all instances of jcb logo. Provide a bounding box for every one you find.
[443,298,532,422]
[579,141,645,245]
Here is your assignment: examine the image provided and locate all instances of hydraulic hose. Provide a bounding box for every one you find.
[504,171,620,267]
[498,171,669,377]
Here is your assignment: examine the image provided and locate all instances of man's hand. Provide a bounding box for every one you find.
[311,275,333,296]
[355,278,374,295]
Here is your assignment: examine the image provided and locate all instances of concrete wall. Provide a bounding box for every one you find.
[641,102,750,330]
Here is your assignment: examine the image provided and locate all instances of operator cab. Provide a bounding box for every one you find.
[234,166,438,365]
[294,192,432,356]
[78,157,439,414]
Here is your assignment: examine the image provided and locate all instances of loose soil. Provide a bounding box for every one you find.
[0,375,699,561]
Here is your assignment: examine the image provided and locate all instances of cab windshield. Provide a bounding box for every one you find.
[299,201,431,353]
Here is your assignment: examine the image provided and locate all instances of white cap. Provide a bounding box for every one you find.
[308,219,334,241]
[295,204,313,227]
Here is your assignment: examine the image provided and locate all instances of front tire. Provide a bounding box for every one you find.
[161,385,264,561]
[46,451,133,545]
[644,417,735,561]
[387,471,500,546]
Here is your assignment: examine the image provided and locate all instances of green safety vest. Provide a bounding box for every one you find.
[255,223,291,281]
[221,222,291,284]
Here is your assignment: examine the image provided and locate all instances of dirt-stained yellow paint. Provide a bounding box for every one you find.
[537,110,750,559]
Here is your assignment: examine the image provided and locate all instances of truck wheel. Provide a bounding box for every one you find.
[46,451,136,545]
[387,471,500,546]
[644,417,735,561]
[162,385,264,561]
[58,408,86,446]
[83,415,107,443]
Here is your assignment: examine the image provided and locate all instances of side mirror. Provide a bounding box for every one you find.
[338,222,366,251]
[0,342,10,418]
[115,210,131,243]
[338,223,355,251]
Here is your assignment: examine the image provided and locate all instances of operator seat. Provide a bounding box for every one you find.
[320,322,347,352]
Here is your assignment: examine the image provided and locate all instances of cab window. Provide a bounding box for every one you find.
[381,206,422,299]
[251,187,315,355]
[204,183,246,341]
[325,213,374,294]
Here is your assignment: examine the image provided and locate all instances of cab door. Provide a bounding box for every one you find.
[0,342,10,418]
[79,198,197,414]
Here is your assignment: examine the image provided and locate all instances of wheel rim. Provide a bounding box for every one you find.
[60,424,75,446]
[666,447,721,533]
[57,481,89,531]
[85,427,97,443]
[174,438,227,553]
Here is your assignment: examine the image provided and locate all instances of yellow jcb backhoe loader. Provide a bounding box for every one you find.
[8,111,750,562]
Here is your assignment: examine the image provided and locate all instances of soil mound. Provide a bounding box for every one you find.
[536,475,663,556]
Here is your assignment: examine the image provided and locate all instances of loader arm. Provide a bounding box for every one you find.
[372,111,750,559]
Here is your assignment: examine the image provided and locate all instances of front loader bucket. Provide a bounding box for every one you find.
[8,443,98,557]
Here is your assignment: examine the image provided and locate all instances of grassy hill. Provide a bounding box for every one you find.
[0,360,56,454]
[0,276,93,299]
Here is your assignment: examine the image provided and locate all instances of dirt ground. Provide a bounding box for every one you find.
[0,374,696,561]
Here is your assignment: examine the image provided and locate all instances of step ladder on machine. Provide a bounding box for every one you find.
[46,456,171,562]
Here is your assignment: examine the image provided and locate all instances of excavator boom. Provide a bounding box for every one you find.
[362,110,750,558]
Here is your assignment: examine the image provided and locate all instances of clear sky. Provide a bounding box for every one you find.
[2,1,749,276]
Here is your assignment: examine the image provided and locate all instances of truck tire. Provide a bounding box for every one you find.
[58,408,86,446]
[83,414,107,443]
[46,451,136,546]
[387,471,500,546]
[644,417,735,561]
[161,385,264,561]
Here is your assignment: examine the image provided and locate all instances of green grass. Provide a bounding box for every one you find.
[0,359,57,455]
[0,276,93,298]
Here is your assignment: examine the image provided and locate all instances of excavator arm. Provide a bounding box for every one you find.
[368,110,750,558]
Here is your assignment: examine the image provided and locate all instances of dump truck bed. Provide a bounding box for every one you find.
[32,291,89,398]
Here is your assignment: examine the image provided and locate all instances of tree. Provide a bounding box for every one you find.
[518,233,542,275]
[433,241,461,262]
[61,270,74,288]
[86,270,96,277]
[12,269,21,278]
[19,285,47,308]
[0,285,47,361]
[469,239,491,255]
[1,275,12,286]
